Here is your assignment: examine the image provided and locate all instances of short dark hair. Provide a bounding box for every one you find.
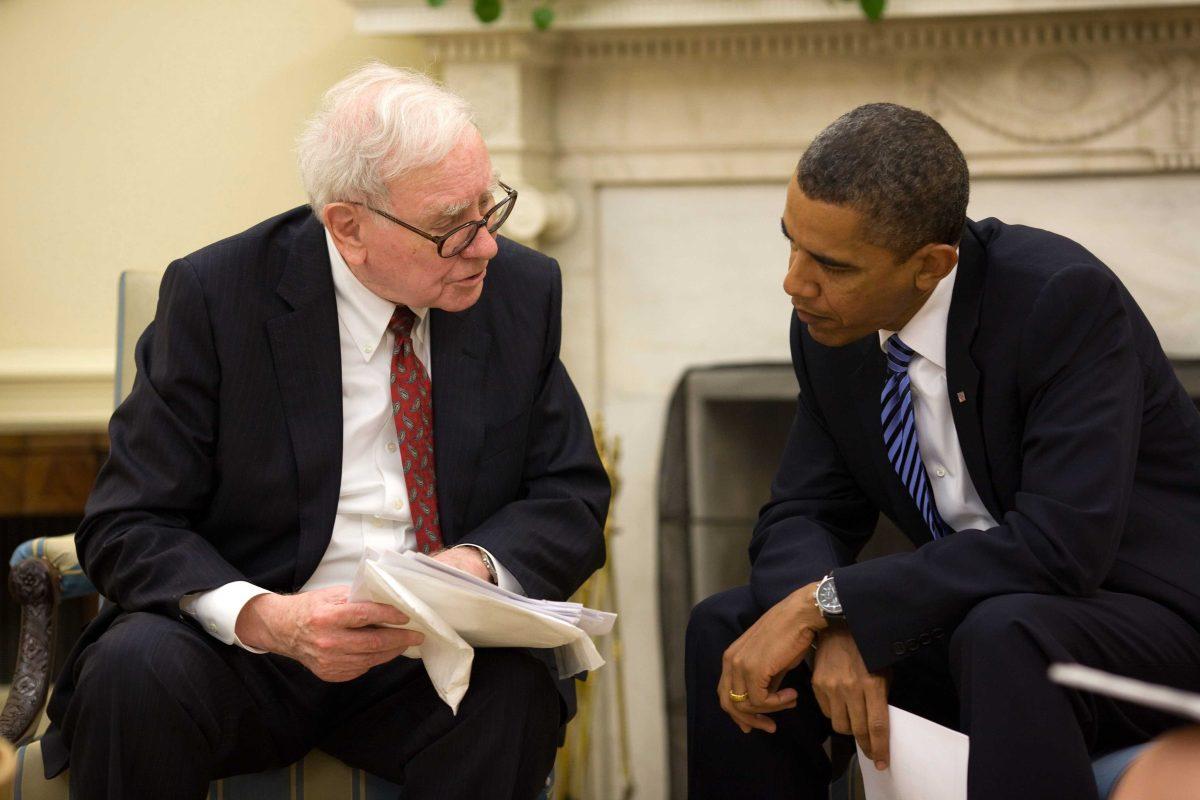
[796,103,969,258]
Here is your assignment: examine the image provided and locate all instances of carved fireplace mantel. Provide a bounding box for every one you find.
[343,0,1200,407]
[346,1,1200,199]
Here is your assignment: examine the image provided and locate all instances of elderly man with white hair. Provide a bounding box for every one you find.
[39,63,610,800]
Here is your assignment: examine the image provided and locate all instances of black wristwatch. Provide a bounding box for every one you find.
[814,573,844,620]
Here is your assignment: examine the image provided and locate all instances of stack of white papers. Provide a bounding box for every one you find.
[349,549,616,713]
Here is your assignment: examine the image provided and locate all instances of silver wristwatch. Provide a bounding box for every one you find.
[814,573,844,619]
[451,544,499,585]
[477,548,499,585]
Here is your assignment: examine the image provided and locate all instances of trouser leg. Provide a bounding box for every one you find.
[948,592,1200,800]
[685,586,833,800]
[59,611,325,800]
[320,647,561,800]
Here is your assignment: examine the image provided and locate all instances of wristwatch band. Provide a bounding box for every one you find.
[477,548,499,585]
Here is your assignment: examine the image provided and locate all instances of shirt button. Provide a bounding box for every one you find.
[386,442,398,453]
[934,466,946,478]
[364,345,373,354]
[371,517,383,528]
[393,500,403,511]
[208,623,217,633]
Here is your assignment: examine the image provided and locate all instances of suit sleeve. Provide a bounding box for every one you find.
[457,262,611,602]
[77,259,248,618]
[749,315,880,612]
[836,264,1143,671]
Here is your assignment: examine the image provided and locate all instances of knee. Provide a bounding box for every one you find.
[686,585,760,659]
[469,649,555,708]
[950,594,1060,671]
[75,612,209,711]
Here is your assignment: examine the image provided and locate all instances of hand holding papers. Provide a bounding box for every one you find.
[349,549,616,713]
[857,706,969,800]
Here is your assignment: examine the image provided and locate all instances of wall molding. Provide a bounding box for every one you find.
[416,12,1200,65]
[0,350,113,434]
[349,0,1200,35]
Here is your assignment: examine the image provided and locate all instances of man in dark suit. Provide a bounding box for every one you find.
[40,64,610,800]
[686,103,1200,799]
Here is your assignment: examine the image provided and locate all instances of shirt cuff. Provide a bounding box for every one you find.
[179,581,272,653]
[452,544,526,595]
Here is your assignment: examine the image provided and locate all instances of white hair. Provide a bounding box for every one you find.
[296,62,477,219]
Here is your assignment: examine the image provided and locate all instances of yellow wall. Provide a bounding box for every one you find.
[0,0,422,429]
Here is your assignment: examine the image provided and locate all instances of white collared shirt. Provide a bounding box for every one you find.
[181,230,518,650]
[878,264,998,534]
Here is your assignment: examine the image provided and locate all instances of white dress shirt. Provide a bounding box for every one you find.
[181,230,519,650]
[878,264,999,534]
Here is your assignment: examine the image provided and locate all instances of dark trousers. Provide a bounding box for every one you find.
[686,585,1200,800]
[54,611,561,800]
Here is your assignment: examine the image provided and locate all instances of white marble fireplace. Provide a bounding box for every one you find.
[346,2,1200,797]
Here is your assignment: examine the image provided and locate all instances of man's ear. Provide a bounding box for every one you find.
[911,243,958,293]
[323,203,368,266]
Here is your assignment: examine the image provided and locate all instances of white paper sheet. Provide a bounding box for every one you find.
[349,558,475,712]
[857,706,969,800]
[347,550,614,714]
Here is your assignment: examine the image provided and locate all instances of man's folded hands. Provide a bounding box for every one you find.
[235,586,424,682]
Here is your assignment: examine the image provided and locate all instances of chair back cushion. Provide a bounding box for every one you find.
[114,271,161,408]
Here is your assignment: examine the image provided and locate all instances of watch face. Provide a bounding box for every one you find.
[817,580,843,614]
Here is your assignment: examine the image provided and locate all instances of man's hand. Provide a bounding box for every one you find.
[432,545,493,583]
[718,581,828,734]
[812,626,891,770]
[235,586,423,682]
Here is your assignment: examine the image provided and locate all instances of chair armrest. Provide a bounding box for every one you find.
[0,557,61,745]
[9,536,94,600]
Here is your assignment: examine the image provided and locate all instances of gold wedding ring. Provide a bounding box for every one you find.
[729,690,749,703]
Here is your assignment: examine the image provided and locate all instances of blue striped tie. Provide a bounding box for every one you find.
[881,334,953,539]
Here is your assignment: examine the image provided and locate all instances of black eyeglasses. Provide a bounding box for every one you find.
[353,181,517,258]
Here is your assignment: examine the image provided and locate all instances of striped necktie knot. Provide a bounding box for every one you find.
[884,334,915,374]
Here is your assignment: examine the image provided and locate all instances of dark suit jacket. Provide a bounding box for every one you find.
[44,207,610,772]
[750,218,1200,673]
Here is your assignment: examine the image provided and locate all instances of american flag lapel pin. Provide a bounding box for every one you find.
[956,391,967,404]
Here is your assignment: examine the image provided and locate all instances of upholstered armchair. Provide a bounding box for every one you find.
[0,272,556,799]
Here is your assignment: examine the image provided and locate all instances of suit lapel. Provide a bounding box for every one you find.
[945,224,1003,522]
[848,338,934,546]
[266,216,344,589]
[431,307,491,543]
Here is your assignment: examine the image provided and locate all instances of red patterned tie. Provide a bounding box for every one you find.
[388,307,441,554]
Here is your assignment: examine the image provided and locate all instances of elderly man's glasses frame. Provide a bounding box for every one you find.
[349,181,517,258]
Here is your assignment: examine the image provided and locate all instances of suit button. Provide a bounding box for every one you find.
[932,627,945,639]
[906,638,919,652]
[919,633,932,646]
[892,642,906,656]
